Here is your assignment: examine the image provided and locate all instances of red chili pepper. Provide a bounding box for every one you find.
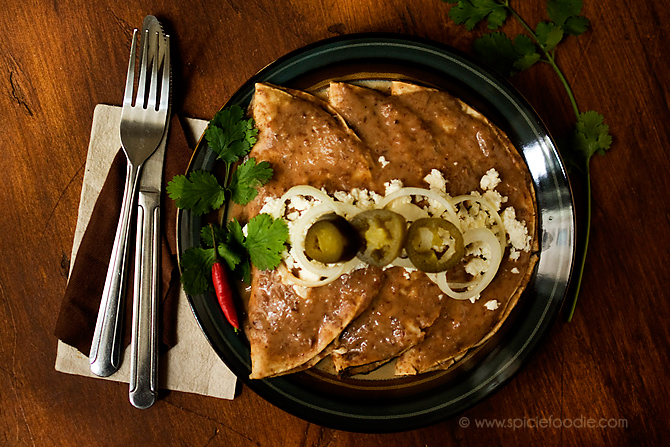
[211,226,240,331]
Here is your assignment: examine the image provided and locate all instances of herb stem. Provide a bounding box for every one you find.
[505,3,580,118]
[546,54,580,118]
[219,162,232,227]
[566,161,591,321]
[506,0,593,320]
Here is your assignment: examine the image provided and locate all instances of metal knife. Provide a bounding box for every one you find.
[129,15,171,409]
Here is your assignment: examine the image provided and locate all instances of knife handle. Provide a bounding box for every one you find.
[90,162,140,377]
[129,190,160,409]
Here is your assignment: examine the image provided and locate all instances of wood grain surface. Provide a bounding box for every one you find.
[1,0,668,446]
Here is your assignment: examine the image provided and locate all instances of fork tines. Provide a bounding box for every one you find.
[124,28,170,111]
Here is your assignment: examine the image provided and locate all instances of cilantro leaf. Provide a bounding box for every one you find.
[200,224,228,248]
[199,225,243,270]
[205,105,258,164]
[179,247,216,295]
[474,32,541,76]
[228,214,288,272]
[475,31,544,76]
[574,110,612,161]
[236,258,252,285]
[227,218,246,248]
[547,0,582,27]
[217,243,242,271]
[512,34,536,55]
[226,219,252,283]
[536,21,564,52]
[563,15,590,36]
[547,0,589,36]
[474,32,517,76]
[170,104,266,215]
[166,171,227,216]
[244,214,289,271]
[171,103,285,294]
[513,52,541,71]
[228,158,274,205]
[441,0,611,326]
[512,34,541,71]
[448,0,508,31]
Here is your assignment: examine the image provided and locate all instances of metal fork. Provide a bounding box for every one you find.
[90,27,170,378]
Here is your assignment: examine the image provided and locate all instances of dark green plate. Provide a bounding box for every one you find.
[176,33,575,432]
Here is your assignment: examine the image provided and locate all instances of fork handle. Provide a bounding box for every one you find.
[90,161,141,377]
[129,190,160,409]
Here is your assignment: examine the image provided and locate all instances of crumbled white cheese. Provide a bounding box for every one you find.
[484,299,500,311]
[501,207,531,252]
[378,155,390,167]
[284,249,322,282]
[422,199,444,217]
[384,179,404,196]
[465,241,493,270]
[465,257,489,277]
[424,169,447,191]
[457,193,496,230]
[509,248,520,261]
[333,190,354,204]
[348,188,383,210]
[480,168,501,191]
[469,294,481,304]
[482,190,506,212]
[511,267,520,274]
[287,194,315,214]
[259,195,284,218]
[331,187,384,209]
[464,240,492,276]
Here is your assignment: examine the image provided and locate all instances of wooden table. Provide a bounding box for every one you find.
[1,1,668,445]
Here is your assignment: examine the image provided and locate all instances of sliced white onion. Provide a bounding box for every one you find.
[277,262,345,287]
[277,256,363,288]
[385,202,429,222]
[334,202,364,219]
[450,194,506,251]
[432,227,502,301]
[279,185,334,206]
[379,187,460,227]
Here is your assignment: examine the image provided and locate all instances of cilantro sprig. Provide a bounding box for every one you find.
[167,105,289,293]
[442,0,612,320]
[167,105,267,215]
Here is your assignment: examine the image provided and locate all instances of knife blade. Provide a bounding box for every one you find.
[129,15,171,409]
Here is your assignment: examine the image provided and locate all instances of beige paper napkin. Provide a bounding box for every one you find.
[54,104,237,400]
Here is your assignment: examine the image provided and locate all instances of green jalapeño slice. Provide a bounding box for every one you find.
[350,209,407,267]
[304,213,358,264]
[405,218,464,273]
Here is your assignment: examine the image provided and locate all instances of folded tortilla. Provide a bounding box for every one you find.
[244,83,383,379]
[389,81,538,375]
